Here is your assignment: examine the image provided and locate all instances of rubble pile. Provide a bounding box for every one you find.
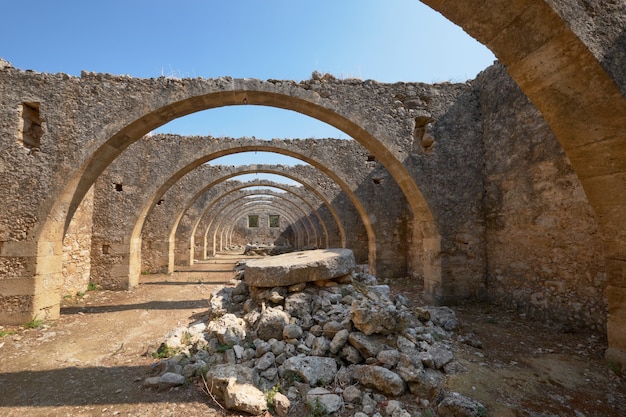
[145,250,485,416]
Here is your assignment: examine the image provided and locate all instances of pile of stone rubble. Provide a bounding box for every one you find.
[144,250,485,416]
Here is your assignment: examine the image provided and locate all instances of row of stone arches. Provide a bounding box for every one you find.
[90,136,395,290]
[192,184,333,256]
[1,0,625,364]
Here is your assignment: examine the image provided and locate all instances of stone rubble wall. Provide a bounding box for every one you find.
[146,260,485,416]
[407,81,488,301]
[476,63,607,329]
[0,50,610,331]
[173,169,348,263]
[92,135,409,285]
[61,186,94,296]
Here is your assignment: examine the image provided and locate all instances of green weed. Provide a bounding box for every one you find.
[281,370,302,386]
[608,360,623,377]
[421,410,434,417]
[152,343,177,359]
[0,330,16,338]
[24,316,44,329]
[306,398,328,417]
[215,343,234,353]
[87,283,98,291]
[265,383,282,414]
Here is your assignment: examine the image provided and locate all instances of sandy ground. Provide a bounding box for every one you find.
[0,254,624,417]
[0,254,243,417]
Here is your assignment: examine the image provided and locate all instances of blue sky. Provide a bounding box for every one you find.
[2,0,495,172]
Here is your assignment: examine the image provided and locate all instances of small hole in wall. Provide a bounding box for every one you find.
[19,102,43,150]
[157,199,164,205]
[102,244,110,254]
[367,155,376,162]
[114,183,123,192]
[372,178,383,185]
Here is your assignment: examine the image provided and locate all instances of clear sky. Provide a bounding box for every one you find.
[2,0,495,172]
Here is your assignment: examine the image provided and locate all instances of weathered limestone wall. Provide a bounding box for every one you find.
[229,208,297,248]
[61,185,94,295]
[94,134,408,284]
[170,169,346,265]
[545,0,626,97]
[422,0,626,364]
[0,64,475,320]
[476,63,606,329]
[1,0,625,361]
[0,59,611,332]
[410,81,487,301]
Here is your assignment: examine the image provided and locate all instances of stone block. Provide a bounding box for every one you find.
[607,286,626,357]
[581,173,626,206]
[282,356,337,386]
[606,259,626,287]
[245,249,355,287]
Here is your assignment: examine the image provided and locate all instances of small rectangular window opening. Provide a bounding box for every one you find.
[19,102,43,149]
[248,215,259,228]
[269,215,280,228]
[114,183,123,192]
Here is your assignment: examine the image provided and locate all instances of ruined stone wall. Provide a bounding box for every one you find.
[475,63,606,329]
[0,17,620,333]
[230,209,296,248]
[61,185,94,295]
[545,0,626,97]
[171,169,346,264]
[93,134,408,283]
[409,82,487,300]
[206,195,309,251]
[0,64,481,321]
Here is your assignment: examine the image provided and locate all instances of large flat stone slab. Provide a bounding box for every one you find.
[244,249,355,288]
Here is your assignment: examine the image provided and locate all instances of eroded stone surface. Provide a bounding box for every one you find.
[282,356,338,386]
[353,365,406,396]
[146,269,485,415]
[244,249,355,287]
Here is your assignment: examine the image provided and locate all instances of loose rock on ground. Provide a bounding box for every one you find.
[145,249,485,416]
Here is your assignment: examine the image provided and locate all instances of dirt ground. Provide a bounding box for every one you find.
[385,276,626,417]
[0,254,624,417]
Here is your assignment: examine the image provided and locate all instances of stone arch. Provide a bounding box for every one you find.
[90,141,370,288]
[170,179,341,268]
[140,163,345,273]
[209,199,309,253]
[220,187,328,249]
[183,177,346,266]
[205,192,318,254]
[217,193,320,250]
[141,149,374,284]
[213,193,318,249]
[0,75,443,324]
[420,0,626,362]
[184,183,332,263]
[29,83,437,321]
